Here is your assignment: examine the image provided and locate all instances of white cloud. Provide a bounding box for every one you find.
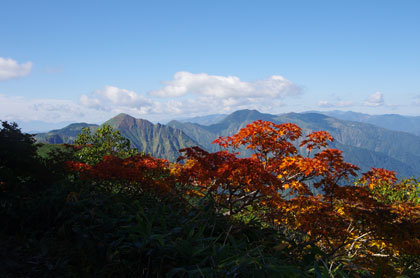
[76,73,301,121]
[150,72,301,99]
[80,85,154,110]
[336,100,354,107]
[317,100,333,108]
[0,94,109,123]
[317,100,354,108]
[1,72,301,124]
[364,92,384,107]
[0,57,33,81]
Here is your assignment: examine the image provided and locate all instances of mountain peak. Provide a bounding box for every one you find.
[221,109,273,123]
[106,113,153,127]
[231,109,261,115]
[112,113,136,120]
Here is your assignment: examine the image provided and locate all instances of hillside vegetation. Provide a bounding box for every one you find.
[36,110,420,177]
[1,120,419,277]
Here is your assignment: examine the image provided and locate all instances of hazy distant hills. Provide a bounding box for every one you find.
[14,120,74,134]
[318,110,420,137]
[36,109,420,177]
[177,114,227,126]
[35,123,99,144]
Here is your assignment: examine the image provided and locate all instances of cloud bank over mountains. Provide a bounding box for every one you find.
[0,94,111,123]
[1,71,301,123]
[0,70,396,124]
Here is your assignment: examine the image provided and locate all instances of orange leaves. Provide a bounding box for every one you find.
[360,168,397,189]
[274,196,349,239]
[213,120,302,160]
[197,120,420,262]
[312,149,359,194]
[67,154,173,193]
[177,146,280,214]
[67,119,419,266]
[66,161,93,173]
[300,130,334,152]
[188,121,363,208]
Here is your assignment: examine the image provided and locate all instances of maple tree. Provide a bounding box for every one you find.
[174,146,278,215]
[65,119,419,275]
[176,120,359,212]
[176,120,420,274]
[67,154,173,194]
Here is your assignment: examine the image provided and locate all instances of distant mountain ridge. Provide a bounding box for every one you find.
[36,109,420,177]
[36,114,199,161]
[35,123,99,144]
[177,114,227,126]
[168,109,420,177]
[317,110,420,137]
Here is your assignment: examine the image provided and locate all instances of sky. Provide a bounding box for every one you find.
[1,0,419,130]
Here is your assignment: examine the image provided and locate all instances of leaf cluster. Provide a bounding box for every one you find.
[74,124,138,165]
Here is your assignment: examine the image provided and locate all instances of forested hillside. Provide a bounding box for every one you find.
[1,120,419,277]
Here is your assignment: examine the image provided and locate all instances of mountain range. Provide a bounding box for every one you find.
[316,110,420,137]
[35,109,420,178]
[35,114,199,162]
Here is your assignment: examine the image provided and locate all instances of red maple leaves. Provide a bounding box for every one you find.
[67,120,420,267]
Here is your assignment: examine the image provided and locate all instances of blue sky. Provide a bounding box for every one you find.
[1,0,419,129]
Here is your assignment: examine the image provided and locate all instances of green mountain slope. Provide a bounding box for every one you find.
[167,120,220,152]
[36,114,200,161]
[169,110,420,177]
[105,113,199,161]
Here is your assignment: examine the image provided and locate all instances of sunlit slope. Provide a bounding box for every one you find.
[104,113,199,161]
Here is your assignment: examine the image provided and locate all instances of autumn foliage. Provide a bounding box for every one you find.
[67,154,173,194]
[174,120,420,273]
[66,120,420,275]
